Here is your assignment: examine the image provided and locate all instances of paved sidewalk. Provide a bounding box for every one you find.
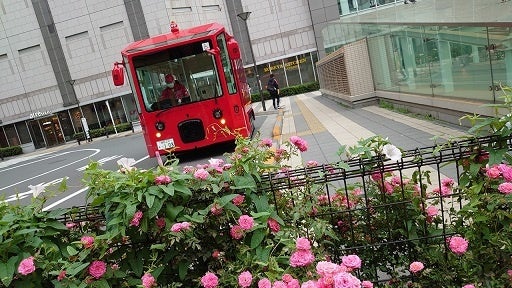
[251,91,469,168]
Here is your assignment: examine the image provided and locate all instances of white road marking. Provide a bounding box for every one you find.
[2,177,68,203]
[42,155,150,211]
[76,155,123,171]
[0,149,100,192]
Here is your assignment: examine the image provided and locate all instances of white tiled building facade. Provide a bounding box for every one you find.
[0,0,338,150]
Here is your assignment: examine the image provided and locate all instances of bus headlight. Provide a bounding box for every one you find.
[220,118,226,125]
[213,108,223,119]
[156,132,162,138]
[155,121,165,131]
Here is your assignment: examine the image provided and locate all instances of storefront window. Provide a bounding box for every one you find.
[57,111,75,141]
[299,52,317,83]
[4,124,19,146]
[81,104,99,130]
[0,127,7,148]
[266,59,285,87]
[15,122,32,144]
[284,55,302,86]
[28,121,45,149]
[108,98,127,126]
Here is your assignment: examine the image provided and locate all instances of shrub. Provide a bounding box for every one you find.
[0,145,22,158]
[251,82,319,102]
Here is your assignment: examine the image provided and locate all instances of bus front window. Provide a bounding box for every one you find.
[133,41,221,112]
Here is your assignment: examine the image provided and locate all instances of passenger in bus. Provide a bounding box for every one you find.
[173,80,190,103]
[159,74,178,106]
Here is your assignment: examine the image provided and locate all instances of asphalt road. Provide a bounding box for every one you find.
[0,113,270,210]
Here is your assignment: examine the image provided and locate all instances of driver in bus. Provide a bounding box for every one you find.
[159,74,178,106]
[173,79,190,103]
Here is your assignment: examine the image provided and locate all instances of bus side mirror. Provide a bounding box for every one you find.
[112,62,125,86]
[227,39,241,59]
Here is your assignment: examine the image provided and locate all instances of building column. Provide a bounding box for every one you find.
[400,37,416,88]
[505,50,512,86]
[472,45,480,64]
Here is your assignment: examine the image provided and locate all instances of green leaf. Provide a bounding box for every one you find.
[250,229,266,249]
[146,194,155,209]
[67,245,79,256]
[178,262,188,280]
[128,253,143,276]
[250,194,270,213]
[92,278,110,288]
[0,256,17,287]
[13,228,39,236]
[232,175,257,190]
[165,205,184,222]
[255,246,272,263]
[160,185,175,196]
[66,262,90,277]
[148,196,165,219]
[173,182,192,196]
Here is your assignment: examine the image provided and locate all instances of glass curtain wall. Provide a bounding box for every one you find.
[327,22,510,103]
[338,0,400,16]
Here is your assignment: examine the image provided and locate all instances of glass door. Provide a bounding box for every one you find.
[40,116,65,147]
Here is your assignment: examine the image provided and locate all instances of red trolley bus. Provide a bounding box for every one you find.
[112,22,255,157]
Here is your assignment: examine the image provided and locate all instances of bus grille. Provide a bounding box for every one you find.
[178,119,206,143]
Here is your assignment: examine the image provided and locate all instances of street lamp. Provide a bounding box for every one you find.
[237,11,266,111]
[67,80,90,143]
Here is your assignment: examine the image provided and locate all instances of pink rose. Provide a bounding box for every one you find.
[301,280,318,288]
[201,272,219,288]
[81,236,95,249]
[18,256,36,275]
[238,215,254,230]
[155,175,171,185]
[295,237,311,250]
[290,136,308,152]
[258,278,272,288]
[238,271,252,287]
[232,194,245,206]
[130,210,143,227]
[409,261,424,273]
[462,285,475,288]
[498,164,512,181]
[141,273,156,288]
[230,225,244,240]
[289,249,315,267]
[259,138,273,147]
[362,280,374,288]
[267,218,280,233]
[426,206,438,217]
[333,272,361,288]
[210,203,223,215]
[449,236,469,255]
[88,260,107,279]
[194,168,210,180]
[485,166,501,179]
[316,261,341,277]
[57,270,66,281]
[272,281,287,288]
[171,222,191,232]
[498,182,512,194]
[342,255,362,270]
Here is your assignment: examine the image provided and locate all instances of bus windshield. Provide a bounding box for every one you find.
[133,40,221,112]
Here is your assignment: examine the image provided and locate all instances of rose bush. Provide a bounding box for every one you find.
[1,85,512,287]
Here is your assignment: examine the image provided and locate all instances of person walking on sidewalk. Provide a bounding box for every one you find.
[266,73,281,109]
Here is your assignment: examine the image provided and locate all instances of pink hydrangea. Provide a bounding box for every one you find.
[88,260,107,279]
[230,225,244,240]
[409,261,424,273]
[194,168,210,180]
[342,255,362,270]
[448,236,469,255]
[498,182,512,194]
[238,271,253,287]
[295,237,312,250]
[201,272,219,288]
[130,210,143,227]
[18,256,36,275]
[81,236,95,249]
[238,215,255,230]
[290,249,315,267]
[155,175,171,185]
[258,278,272,288]
[289,136,308,152]
[141,273,156,288]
